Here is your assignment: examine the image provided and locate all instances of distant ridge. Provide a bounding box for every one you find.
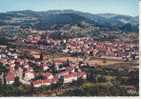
[0,9,139,32]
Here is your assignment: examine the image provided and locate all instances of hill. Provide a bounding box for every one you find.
[0,10,139,32]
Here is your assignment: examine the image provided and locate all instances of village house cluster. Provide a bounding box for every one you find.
[1,30,138,89]
[0,45,87,88]
[24,33,139,61]
[63,37,138,61]
[24,34,63,52]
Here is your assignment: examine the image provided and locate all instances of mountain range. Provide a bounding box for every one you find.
[0,10,139,32]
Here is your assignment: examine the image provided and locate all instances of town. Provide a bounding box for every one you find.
[0,27,139,96]
[0,1,139,95]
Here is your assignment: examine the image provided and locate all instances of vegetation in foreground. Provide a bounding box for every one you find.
[1,63,138,96]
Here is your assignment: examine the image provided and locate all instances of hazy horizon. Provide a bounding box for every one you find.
[0,0,139,16]
[0,9,138,17]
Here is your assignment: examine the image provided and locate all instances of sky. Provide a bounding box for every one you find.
[0,0,139,16]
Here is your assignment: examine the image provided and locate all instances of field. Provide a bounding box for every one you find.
[53,56,124,66]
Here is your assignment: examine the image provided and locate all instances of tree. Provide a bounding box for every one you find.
[57,76,64,88]
[127,70,139,88]
[69,88,85,96]
[14,76,21,87]
[50,83,58,91]
[37,85,50,93]
[14,65,19,71]
[0,84,19,96]
[50,63,58,74]
[32,65,43,73]
[76,77,84,86]
[18,84,32,96]
[96,75,106,83]
[40,52,44,61]
[86,68,96,82]
[0,63,9,85]
[102,59,106,64]
[64,59,70,67]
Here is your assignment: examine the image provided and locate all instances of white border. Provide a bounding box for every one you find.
[0,1,140,99]
[139,0,141,98]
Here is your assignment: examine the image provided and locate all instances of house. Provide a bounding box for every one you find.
[8,63,15,68]
[78,72,87,79]
[62,71,87,83]
[63,72,78,83]
[15,67,23,79]
[32,78,58,88]
[43,65,49,71]
[6,66,15,84]
[58,70,70,78]
[54,60,64,65]
[32,80,42,87]
[42,72,54,79]
[23,63,29,68]
[24,71,35,81]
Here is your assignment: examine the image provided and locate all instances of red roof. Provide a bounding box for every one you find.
[60,71,70,76]
[6,67,15,81]
[42,72,53,78]
[32,78,58,85]
[78,72,86,77]
[54,60,64,64]
[32,80,42,85]
[64,72,77,78]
